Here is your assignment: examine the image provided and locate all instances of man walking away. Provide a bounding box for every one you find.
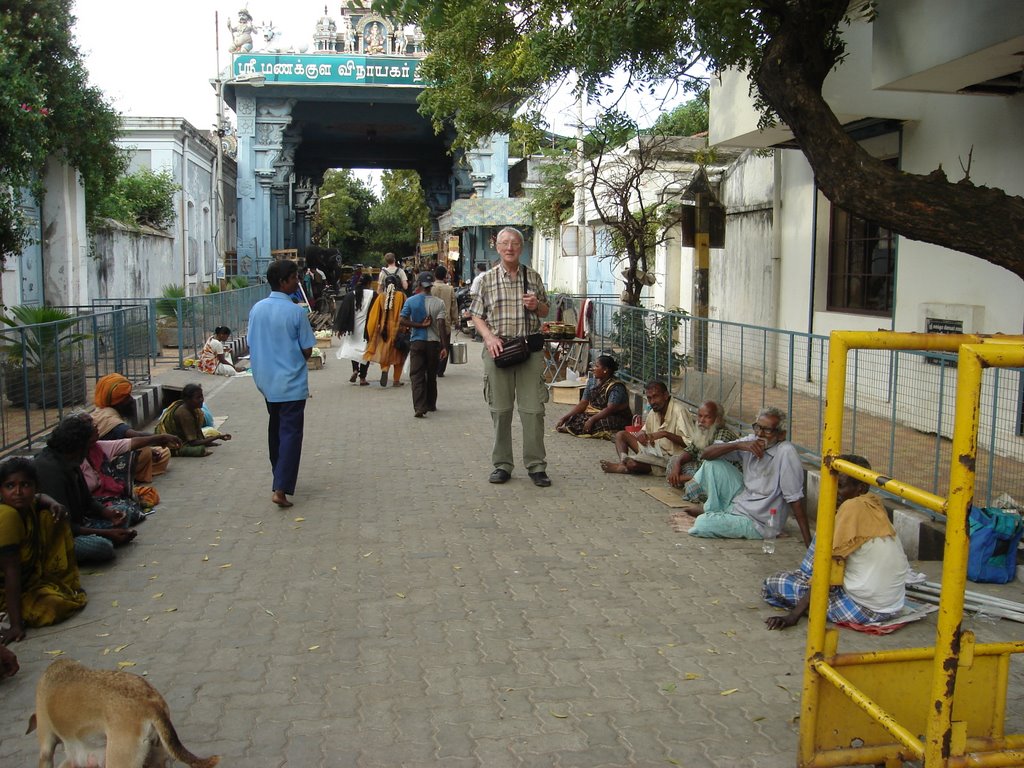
[432,264,458,377]
[400,271,449,417]
[248,259,317,508]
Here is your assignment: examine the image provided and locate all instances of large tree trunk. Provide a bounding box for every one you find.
[754,0,1024,281]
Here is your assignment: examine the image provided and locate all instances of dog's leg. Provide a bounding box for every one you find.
[35,717,58,768]
[105,722,149,768]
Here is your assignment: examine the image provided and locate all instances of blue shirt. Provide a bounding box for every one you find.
[247,291,317,402]
[400,293,446,342]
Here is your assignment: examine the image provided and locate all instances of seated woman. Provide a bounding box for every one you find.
[34,415,141,564]
[198,326,246,376]
[155,383,231,457]
[555,355,633,439]
[80,414,180,514]
[93,373,173,483]
[0,458,88,644]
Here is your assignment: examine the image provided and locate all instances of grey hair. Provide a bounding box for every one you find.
[496,226,524,245]
[757,406,787,430]
[702,400,726,426]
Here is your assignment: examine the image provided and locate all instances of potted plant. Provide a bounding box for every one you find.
[1,305,90,407]
[155,284,192,347]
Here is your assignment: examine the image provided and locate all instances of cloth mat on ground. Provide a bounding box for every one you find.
[835,598,937,634]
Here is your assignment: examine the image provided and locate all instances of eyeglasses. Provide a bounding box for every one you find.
[751,422,779,434]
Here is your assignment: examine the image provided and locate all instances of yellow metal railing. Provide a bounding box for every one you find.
[801,332,1024,768]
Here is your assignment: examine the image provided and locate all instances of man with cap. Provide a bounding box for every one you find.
[399,271,449,417]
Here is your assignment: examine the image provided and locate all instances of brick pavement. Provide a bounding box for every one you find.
[2,339,1023,767]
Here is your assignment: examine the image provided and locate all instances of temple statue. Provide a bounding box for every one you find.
[227,9,254,54]
[365,23,385,54]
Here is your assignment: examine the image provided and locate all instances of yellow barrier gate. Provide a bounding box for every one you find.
[801,332,1024,768]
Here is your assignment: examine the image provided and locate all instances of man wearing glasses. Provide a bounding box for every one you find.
[686,406,811,546]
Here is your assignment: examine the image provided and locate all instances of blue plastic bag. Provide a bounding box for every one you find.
[967,505,1024,584]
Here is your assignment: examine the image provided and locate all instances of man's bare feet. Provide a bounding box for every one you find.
[599,459,629,474]
[679,501,704,518]
[272,492,293,508]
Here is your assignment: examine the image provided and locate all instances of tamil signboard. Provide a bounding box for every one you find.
[233,55,424,86]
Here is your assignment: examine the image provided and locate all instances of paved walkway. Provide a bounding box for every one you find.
[2,340,1023,767]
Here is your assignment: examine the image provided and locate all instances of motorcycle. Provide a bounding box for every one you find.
[455,285,478,339]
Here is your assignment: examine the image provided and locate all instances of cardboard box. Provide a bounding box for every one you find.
[315,337,333,349]
[550,383,585,404]
[307,356,324,370]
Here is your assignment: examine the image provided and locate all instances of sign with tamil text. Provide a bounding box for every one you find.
[233,54,424,86]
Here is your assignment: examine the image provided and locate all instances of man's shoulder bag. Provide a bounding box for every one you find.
[493,336,531,368]
[492,270,545,368]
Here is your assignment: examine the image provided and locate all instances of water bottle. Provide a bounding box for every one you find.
[761,508,778,554]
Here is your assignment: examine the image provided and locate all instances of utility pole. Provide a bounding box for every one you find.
[214,12,227,282]
[683,167,718,373]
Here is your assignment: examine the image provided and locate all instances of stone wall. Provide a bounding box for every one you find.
[89,221,179,300]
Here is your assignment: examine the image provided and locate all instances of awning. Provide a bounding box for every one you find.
[438,197,532,230]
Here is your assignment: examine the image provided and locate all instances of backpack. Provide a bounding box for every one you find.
[380,268,404,293]
[967,505,1024,584]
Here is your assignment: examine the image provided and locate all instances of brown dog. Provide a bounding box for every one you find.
[27,658,219,768]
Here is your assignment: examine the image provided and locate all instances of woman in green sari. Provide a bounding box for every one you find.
[155,384,232,457]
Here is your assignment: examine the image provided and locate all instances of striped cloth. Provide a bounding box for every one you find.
[761,537,898,625]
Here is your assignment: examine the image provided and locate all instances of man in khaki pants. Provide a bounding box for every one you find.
[469,227,552,487]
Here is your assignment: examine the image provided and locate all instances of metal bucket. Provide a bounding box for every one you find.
[450,342,468,364]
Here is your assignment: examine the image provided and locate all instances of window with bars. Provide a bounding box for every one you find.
[826,160,898,315]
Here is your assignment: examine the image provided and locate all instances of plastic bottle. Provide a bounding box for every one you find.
[761,508,778,554]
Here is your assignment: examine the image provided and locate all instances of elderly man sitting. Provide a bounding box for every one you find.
[687,406,811,546]
[599,381,694,475]
[665,400,739,488]
[763,454,908,630]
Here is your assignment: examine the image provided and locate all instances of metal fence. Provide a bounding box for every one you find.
[589,301,1024,507]
[91,283,268,367]
[0,306,151,455]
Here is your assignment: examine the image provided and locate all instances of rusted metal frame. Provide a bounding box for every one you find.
[925,343,1024,764]
[802,331,1024,768]
[810,657,925,757]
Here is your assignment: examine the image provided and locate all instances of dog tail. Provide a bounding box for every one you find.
[153,713,220,768]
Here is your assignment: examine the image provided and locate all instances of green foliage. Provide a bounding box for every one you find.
[316,169,377,263]
[94,168,179,230]
[1,305,91,366]
[649,89,710,137]
[367,170,431,257]
[155,284,189,322]
[609,306,688,385]
[526,157,575,238]
[0,0,126,261]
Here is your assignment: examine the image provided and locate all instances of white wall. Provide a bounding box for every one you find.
[41,159,89,307]
[89,223,177,300]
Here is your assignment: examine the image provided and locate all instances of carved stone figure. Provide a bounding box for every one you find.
[365,23,385,55]
[340,16,356,53]
[227,9,254,54]
[257,21,310,54]
[395,26,408,55]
